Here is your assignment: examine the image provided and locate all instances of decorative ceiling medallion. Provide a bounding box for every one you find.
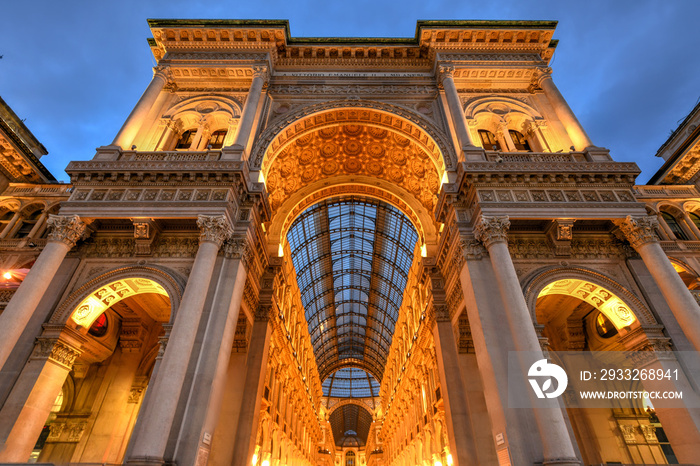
[322,160,340,175]
[319,127,338,139]
[344,159,361,173]
[321,142,339,158]
[368,144,385,158]
[368,127,388,139]
[343,140,362,156]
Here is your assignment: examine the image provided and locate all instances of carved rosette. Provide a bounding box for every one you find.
[196,215,232,247]
[473,215,510,249]
[47,215,87,248]
[613,215,659,249]
[31,338,82,370]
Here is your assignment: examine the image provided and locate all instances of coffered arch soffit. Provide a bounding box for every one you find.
[465,95,544,133]
[522,266,657,329]
[250,100,457,173]
[49,265,185,328]
[163,95,242,130]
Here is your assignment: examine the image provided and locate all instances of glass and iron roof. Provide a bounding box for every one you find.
[329,404,373,448]
[287,196,418,383]
[322,368,380,398]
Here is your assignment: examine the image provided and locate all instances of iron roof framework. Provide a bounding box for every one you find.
[287,196,418,384]
[322,367,380,398]
[329,404,373,448]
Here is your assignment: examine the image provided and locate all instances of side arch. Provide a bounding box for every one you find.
[522,266,657,327]
[49,265,185,327]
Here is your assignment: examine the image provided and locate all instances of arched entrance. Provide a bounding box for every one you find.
[243,103,460,466]
[0,267,180,464]
[529,269,682,464]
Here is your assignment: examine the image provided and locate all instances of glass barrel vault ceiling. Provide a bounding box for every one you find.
[287,196,419,385]
[322,367,380,398]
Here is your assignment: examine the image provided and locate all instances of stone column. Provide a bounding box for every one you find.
[498,122,517,152]
[438,65,476,149]
[227,66,269,155]
[126,215,232,465]
[0,215,86,371]
[0,211,21,238]
[533,67,593,151]
[174,238,250,466]
[614,215,700,352]
[0,329,84,462]
[426,266,478,466]
[232,264,280,466]
[112,66,171,149]
[473,215,580,466]
[26,210,49,239]
[681,212,700,240]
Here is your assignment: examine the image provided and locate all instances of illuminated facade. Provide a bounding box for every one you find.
[1,19,700,466]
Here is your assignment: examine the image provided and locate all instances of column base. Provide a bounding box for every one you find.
[540,458,581,466]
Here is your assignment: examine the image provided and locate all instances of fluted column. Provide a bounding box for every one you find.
[126,215,232,465]
[112,66,171,149]
[614,215,700,351]
[228,66,269,154]
[0,215,86,371]
[438,65,477,149]
[474,215,580,466]
[0,329,84,462]
[533,67,593,150]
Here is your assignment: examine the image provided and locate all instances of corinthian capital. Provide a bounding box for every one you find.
[223,236,252,265]
[197,215,232,246]
[613,215,659,249]
[473,215,510,249]
[437,64,455,87]
[31,338,82,370]
[252,65,270,83]
[47,215,87,248]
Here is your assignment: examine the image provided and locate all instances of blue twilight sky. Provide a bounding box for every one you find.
[1,0,698,183]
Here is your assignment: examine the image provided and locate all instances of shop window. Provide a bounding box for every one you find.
[662,212,689,240]
[478,129,501,150]
[208,130,227,149]
[509,130,532,151]
[175,129,196,150]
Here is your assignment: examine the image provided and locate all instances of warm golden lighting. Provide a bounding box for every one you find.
[278,243,285,257]
[251,453,258,465]
[70,278,169,328]
[258,171,266,185]
[261,460,270,466]
[446,454,454,466]
[538,279,637,329]
[420,243,428,257]
[434,460,442,466]
[3,272,11,280]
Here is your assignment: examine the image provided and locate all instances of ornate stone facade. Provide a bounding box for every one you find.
[0,18,699,466]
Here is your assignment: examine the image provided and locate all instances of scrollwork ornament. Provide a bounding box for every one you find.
[47,215,87,248]
[613,215,659,249]
[473,215,510,249]
[252,65,270,83]
[196,215,232,246]
[32,338,81,369]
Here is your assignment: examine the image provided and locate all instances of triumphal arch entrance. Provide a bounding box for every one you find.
[2,18,700,466]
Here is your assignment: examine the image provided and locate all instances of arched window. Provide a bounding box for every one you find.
[478,130,501,151]
[16,209,42,238]
[345,451,355,466]
[509,130,532,151]
[208,130,227,149]
[662,212,689,240]
[175,129,196,150]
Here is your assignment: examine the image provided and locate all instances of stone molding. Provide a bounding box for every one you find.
[613,215,660,249]
[437,64,455,86]
[196,214,232,246]
[252,65,270,83]
[473,215,510,249]
[46,214,87,248]
[222,236,252,267]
